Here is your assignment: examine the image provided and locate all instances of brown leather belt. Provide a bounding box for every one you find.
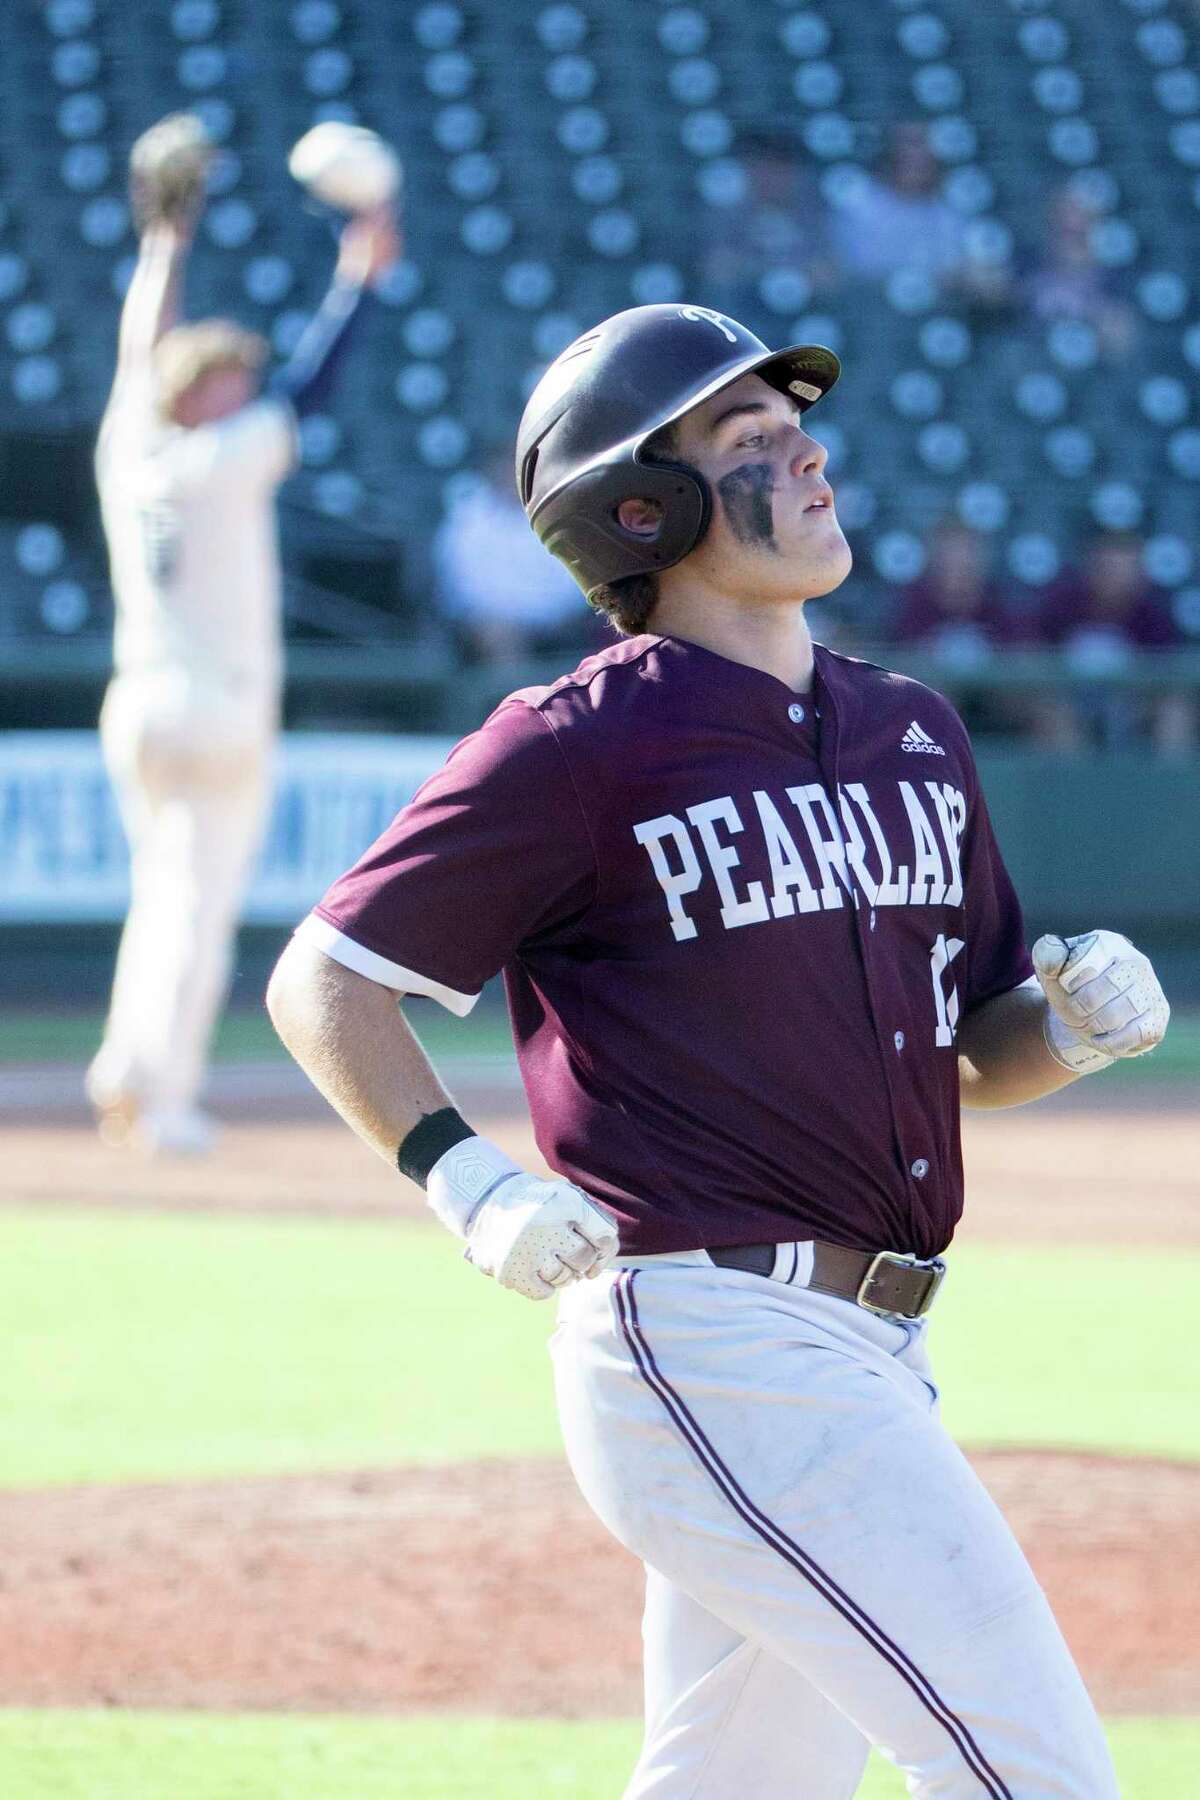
[707,1240,946,1319]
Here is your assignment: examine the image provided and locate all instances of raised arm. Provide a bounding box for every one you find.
[110,220,194,395]
[112,112,213,394]
[270,207,400,418]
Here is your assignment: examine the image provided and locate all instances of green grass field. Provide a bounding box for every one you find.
[2,1209,1198,1489]
[0,1710,1194,1799]
[0,1212,556,1487]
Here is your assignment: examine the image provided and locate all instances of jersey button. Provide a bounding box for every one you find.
[894,1030,905,1051]
[787,702,805,723]
[910,1157,930,1180]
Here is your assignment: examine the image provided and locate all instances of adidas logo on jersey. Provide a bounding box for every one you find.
[900,721,945,755]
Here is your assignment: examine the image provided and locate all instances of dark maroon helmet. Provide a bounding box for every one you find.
[515,303,840,599]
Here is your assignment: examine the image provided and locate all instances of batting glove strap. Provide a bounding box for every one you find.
[425,1134,524,1239]
[1041,1007,1114,1075]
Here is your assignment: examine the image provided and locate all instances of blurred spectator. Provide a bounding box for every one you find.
[826,124,1016,314]
[892,520,1031,663]
[1022,187,1137,360]
[700,131,836,326]
[1036,532,1195,753]
[828,123,966,285]
[890,520,1037,736]
[433,454,597,663]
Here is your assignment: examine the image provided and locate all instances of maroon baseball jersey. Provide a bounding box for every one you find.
[300,635,1033,1259]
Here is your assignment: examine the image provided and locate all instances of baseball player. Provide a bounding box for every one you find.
[87,114,398,1155]
[266,305,1168,1796]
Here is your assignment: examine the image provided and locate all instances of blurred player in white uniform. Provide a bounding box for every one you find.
[88,118,398,1154]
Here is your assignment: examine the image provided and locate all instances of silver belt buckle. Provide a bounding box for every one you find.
[856,1251,946,1319]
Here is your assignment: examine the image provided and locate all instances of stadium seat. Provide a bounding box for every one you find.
[1,0,1197,643]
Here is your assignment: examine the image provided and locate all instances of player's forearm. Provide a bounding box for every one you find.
[271,278,372,418]
[267,936,617,1298]
[956,983,1081,1109]
[115,225,189,370]
[265,936,454,1164]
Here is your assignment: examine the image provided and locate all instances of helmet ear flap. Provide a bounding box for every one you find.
[637,456,712,566]
[535,458,711,596]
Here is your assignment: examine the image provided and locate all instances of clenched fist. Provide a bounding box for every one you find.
[464,1174,619,1299]
[1032,929,1169,1073]
[426,1134,619,1300]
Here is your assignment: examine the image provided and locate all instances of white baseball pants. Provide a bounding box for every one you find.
[550,1253,1118,1799]
[90,675,274,1118]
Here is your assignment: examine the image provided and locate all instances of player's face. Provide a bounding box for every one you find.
[673,372,852,603]
[173,364,257,428]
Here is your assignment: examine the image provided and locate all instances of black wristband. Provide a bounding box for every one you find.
[396,1107,475,1188]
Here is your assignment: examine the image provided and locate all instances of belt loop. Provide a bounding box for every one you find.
[792,1242,815,1288]
[771,1243,817,1286]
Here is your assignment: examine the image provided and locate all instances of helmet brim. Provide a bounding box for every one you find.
[632,341,841,458]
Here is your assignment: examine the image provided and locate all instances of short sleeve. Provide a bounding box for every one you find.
[959,772,1034,1012]
[160,398,298,493]
[297,699,597,1012]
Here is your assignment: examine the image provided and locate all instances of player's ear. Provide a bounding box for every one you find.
[616,497,664,539]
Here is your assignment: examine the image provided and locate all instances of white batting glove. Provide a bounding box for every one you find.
[1032,930,1170,1074]
[426,1135,619,1301]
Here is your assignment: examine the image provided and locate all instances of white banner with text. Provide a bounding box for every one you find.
[0,731,454,923]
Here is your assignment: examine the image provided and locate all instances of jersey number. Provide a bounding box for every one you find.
[930,933,965,1047]
[141,504,180,587]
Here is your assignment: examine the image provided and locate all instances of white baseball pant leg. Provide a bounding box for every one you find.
[550,1257,1118,1799]
[93,683,273,1116]
[637,1567,871,1799]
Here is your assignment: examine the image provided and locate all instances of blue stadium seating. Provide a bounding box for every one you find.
[0,0,1197,654]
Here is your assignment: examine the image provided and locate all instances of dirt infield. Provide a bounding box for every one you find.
[3,1079,1198,1722]
[0,1451,1196,1717]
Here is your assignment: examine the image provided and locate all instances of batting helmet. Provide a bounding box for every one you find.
[516,304,840,600]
